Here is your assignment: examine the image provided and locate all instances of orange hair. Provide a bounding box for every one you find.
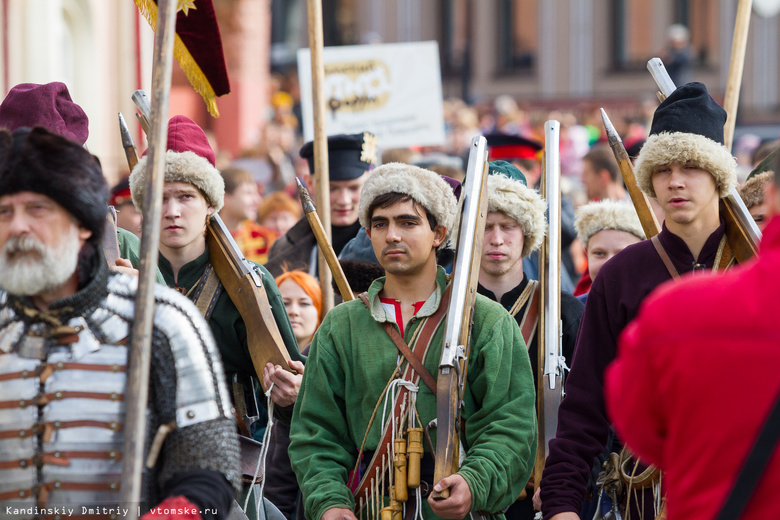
[257,191,302,223]
[275,270,323,326]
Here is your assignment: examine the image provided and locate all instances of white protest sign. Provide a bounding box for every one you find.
[297,41,445,149]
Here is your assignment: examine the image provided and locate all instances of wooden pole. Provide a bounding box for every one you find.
[723,0,753,151]
[306,0,334,314]
[119,0,177,515]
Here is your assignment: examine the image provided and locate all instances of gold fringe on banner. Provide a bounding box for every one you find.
[134,0,221,117]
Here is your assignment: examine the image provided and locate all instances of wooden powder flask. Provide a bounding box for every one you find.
[393,438,408,502]
[380,487,403,520]
[406,427,424,488]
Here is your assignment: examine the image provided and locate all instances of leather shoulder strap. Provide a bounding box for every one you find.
[192,264,223,322]
[520,281,540,347]
[651,235,681,280]
[359,287,451,396]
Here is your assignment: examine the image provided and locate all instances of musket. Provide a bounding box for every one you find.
[119,0,178,516]
[295,177,354,302]
[600,108,661,238]
[533,121,564,489]
[132,90,152,136]
[432,135,490,499]
[132,91,294,391]
[647,57,760,261]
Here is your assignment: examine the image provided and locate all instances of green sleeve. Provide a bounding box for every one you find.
[252,262,304,363]
[117,227,166,285]
[289,314,356,520]
[458,300,538,513]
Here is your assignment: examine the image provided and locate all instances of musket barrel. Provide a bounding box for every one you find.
[542,121,561,389]
[438,136,489,369]
[132,90,152,136]
[647,58,676,99]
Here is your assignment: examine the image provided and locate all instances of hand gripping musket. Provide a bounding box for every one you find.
[119,0,178,516]
[600,108,661,238]
[132,91,293,391]
[533,121,565,489]
[431,136,490,499]
[647,57,760,262]
[295,178,354,301]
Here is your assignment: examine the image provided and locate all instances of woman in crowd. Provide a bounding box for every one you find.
[263,270,322,519]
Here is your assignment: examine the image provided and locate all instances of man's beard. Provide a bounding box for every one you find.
[0,227,82,296]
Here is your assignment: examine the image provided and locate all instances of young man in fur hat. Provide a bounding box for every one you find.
[289,163,538,520]
[739,170,776,233]
[0,127,239,517]
[604,154,780,520]
[129,115,304,406]
[265,132,377,277]
[573,200,645,303]
[476,161,583,520]
[538,82,740,520]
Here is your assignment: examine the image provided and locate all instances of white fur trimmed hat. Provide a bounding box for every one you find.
[634,82,737,198]
[486,161,547,258]
[129,115,224,216]
[358,162,458,249]
[575,200,646,249]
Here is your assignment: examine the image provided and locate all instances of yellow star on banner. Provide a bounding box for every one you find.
[177,0,197,15]
[361,133,378,165]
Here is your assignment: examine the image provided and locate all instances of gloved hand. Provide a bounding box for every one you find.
[141,496,203,520]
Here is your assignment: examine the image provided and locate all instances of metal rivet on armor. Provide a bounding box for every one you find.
[109,482,118,490]
[18,430,26,437]
[111,364,120,372]
[54,516,61,520]
[186,410,195,419]
[110,392,119,401]
[53,481,62,489]
[19,460,27,468]
[18,400,27,408]
[109,421,119,430]
[110,515,118,520]
[20,370,29,378]
[18,490,25,497]
[54,451,61,458]
[109,451,118,459]
[53,421,62,429]
[54,391,63,399]
[55,362,64,369]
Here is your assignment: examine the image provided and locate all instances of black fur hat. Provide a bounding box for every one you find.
[0,127,108,242]
[634,82,737,198]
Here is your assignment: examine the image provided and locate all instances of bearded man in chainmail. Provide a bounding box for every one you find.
[0,127,239,519]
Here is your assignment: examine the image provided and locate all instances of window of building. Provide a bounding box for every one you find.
[497,0,538,73]
[612,0,719,70]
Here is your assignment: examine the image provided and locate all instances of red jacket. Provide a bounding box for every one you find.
[606,216,780,520]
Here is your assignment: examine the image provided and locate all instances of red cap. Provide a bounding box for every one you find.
[0,82,88,144]
[166,115,215,165]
